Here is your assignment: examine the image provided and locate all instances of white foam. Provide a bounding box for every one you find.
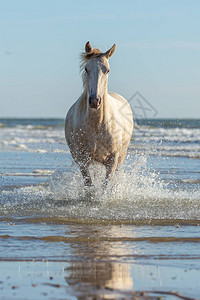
[33,169,55,175]
[134,127,200,143]
[1,124,200,159]
[37,149,48,153]
[0,126,66,153]
[16,144,27,150]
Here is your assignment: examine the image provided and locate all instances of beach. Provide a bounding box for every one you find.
[0,118,200,299]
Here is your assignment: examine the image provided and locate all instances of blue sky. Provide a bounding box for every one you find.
[0,0,200,118]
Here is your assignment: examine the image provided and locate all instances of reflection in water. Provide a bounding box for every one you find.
[105,263,133,290]
[65,261,133,290]
[64,225,133,298]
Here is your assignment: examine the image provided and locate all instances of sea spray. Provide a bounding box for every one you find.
[1,152,200,222]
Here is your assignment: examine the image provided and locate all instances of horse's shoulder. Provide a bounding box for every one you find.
[108,92,133,122]
[66,96,83,119]
[108,92,132,113]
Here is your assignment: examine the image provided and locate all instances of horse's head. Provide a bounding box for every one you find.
[82,42,116,109]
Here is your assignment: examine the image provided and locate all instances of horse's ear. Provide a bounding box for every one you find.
[85,41,92,53]
[104,44,116,58]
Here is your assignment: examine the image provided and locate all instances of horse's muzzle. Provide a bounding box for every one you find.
[89,96,101,109]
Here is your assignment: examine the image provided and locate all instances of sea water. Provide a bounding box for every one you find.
[0,118,200,299]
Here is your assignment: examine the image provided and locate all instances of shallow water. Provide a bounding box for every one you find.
[0,118,200,299]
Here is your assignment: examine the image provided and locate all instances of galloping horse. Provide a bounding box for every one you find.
[65,42,133,187]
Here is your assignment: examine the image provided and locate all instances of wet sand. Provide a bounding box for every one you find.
[0,220,200,299]
[0,260,199,299]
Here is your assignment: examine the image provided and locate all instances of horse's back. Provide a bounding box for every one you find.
[108,92,127,104]
[108,92,131,108]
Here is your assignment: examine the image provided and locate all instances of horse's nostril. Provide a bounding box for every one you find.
[89,96,101,109]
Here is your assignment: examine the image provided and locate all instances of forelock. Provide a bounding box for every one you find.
[81,48,102,61]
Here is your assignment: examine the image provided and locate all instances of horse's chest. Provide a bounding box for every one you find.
[75,129,113,161]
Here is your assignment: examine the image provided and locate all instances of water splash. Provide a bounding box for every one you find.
[1,153,200,223]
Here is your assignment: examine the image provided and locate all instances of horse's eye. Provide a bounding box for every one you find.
[85,67,88,73]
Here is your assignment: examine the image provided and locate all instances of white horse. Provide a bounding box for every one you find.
[65,42,133,187]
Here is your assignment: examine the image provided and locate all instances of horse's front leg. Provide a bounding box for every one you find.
[104,153,119,185]
[79,163,92,187]
[79,162,95,201]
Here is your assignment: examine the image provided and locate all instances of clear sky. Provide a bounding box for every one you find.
[0,0,200,118]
